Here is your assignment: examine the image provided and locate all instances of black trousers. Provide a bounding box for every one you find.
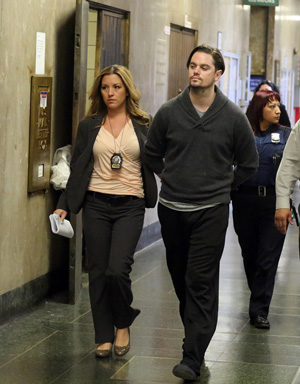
[82,193,145,344]
[158,203,229,375]
[231,191,286,318]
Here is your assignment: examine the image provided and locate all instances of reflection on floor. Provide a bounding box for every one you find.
[1,211,300,384]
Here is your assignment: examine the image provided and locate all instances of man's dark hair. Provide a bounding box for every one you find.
[186,44,225,74]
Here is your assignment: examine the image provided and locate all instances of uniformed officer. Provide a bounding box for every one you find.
[231,90,291,329]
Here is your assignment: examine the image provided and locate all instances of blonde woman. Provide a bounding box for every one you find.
[54,65,157,357]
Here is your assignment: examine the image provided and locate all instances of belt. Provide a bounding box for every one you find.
[87,190,139,203]
[235,185,275,197]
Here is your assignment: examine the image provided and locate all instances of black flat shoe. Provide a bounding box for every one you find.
[172,363,198,381]
[250,315,270,329]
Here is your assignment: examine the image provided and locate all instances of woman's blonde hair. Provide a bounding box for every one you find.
[86,65,149,125]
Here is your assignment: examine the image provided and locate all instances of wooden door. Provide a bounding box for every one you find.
[168,24,197,100]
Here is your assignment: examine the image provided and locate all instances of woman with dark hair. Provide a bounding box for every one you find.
[54,65,157,357]
[250,80,291,127]
[231,90,291,329]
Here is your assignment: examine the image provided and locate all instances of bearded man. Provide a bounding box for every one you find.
[144,44,258,381]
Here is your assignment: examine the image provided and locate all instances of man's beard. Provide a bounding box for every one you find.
[189,79,215,91]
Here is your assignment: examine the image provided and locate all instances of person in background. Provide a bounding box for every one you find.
[250,80,291,127]
[54,65,157,358]
[275,118,300,235]
[144,44,258,381]
[232,90,291,329]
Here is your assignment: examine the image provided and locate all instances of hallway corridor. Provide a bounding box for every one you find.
[1,211,300,384]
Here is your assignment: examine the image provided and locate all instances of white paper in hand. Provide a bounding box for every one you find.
[49,213,74,238]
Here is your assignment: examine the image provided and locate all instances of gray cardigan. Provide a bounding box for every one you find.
[57,114,157,213]
[144,86,258,205]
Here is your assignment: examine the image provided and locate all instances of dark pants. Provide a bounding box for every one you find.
[231,191,286,319]
[158,203,229,375]
[82,193,145,344]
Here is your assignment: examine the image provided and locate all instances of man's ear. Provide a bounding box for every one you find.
[214,69,222,82]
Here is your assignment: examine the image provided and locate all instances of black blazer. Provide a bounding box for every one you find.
[57,114,157,213]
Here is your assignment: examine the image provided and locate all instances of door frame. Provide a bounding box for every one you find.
[68,0,89,304]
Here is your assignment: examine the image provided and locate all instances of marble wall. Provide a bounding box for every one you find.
[0,0,299,314]
[0,0,76,299]
[250,6,268,76]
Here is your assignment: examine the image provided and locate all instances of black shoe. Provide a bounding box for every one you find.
[172,364,198,381]
[250,315,270,329]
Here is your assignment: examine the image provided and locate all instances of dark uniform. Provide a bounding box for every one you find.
[231,124,291,321]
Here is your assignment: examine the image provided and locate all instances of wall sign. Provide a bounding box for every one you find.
[250,76,264,92]
[35,32,46,75]
[244,0,278,5]
[217,31,222,50]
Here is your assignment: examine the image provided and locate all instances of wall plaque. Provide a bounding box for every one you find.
[28,76,52,193]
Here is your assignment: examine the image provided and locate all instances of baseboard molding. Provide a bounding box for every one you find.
[0,267,68,325]
[136,220,161,251]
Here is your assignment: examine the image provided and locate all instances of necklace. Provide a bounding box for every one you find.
[108,115,127,170]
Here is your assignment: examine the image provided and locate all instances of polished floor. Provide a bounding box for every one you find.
[1,208,300,384]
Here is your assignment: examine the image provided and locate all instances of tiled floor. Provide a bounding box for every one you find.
[1,208,300,383]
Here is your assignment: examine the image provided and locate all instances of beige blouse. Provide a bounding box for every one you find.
[88,120,144,198]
